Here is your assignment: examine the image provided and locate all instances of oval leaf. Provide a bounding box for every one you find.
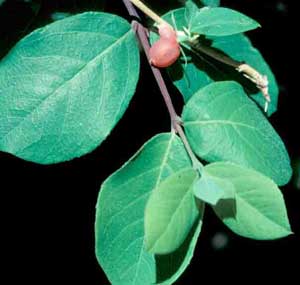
[95,133,204,284]
[0,12,140,164]
[182,81,292,186]
[145,168,198,254]
[189,7,260,36]
[154,8,278,115]
[206,162,292,239]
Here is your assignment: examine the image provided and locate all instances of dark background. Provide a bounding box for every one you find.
[0,0,298,284]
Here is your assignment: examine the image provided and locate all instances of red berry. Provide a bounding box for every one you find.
[149,24,180,68]
[149,39,180,68]
[158,24,177,42]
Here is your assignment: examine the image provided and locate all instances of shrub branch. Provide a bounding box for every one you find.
[122,0,201,170]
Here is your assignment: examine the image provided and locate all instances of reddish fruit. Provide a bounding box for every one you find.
[149,24,180,68]
[157,24,177,41]
[149,39,180,68]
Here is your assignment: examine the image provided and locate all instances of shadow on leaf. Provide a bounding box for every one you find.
[155,202,204,283]
[214,198,237,219]
[170,36,261,105]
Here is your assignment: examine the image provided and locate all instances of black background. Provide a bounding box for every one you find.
[0,0,298,284]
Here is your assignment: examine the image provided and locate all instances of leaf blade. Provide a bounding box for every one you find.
[156,205,204,285]
[145,168,198,254]
[190,7,260,36]
[95,133,203,284]
[206,162,292,239]
[193,171,234,205]
[0,12,140,164]
[182,81,292,186]
[201,0,220,7]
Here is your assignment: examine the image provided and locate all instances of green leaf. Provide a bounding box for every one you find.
[186,0,221,23]
[156,8,278,115]
[95,133,204,284]
[188,0,221,9]
[201,0,220,7]
[182,81,292,186]
[173,33,279,115]
[145,168,198,254]
[156,207,204,284]
[185,1,199,22]
[206,162,292,239]
[193,171,235,205]
[189,7,260,36]
[0,12,140,164]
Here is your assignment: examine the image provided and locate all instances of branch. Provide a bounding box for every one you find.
[189,40,241,68]
[189,38,271,112]
[128,0,167,26]
[121,0,201,170]
[126,0,270,112]
[237,63,270,112]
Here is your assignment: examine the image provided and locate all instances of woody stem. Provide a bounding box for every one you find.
[128,0,168,25]
[122,0,202,170]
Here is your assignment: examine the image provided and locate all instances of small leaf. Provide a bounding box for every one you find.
[193,171,234,205]
[0,12,140,164]
[145,168,198,254]
[182,81,292,186]
[154,8,278,115]
[206,162,292,239]
[189,7,260,36]
[96,133,203,284]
